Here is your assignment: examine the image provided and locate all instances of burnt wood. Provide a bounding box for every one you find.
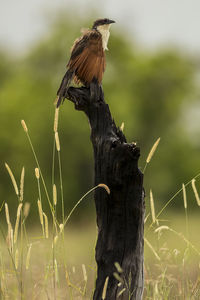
[64,86,145,300]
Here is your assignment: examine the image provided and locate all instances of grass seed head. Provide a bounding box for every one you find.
[20,167,25,201]
[120,122,124,132]
[117,288,126,297]
[191,179,200,206]
[23,202,30,218]
[182,183,187,209]
[37,200,43,225]
[21,120,28,132]
[53,235,58,246]
[5,163,19,196]
[43,213,49,238]
[17,203,23,217]
[114,262,123,273]
[35,168,40,179]
[54,108,59,132]
[150,189,156,224]
[102,277,109,300]
[113,272,123,283]
[53,184,57,206]
[146,137,161,164]
[5,203,10,225]
[55,132,60,152]
[14,203,23,244]
[8,224,14,253]
[59,223,64,233]
[98,183,110,194]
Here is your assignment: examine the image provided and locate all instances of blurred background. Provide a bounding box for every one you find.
[1,0,200,221]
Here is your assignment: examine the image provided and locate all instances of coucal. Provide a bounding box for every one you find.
[56,18,115,107]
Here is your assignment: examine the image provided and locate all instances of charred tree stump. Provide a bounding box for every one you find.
[65,86,145,300]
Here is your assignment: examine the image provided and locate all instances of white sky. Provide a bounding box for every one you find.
[0,0,200,55]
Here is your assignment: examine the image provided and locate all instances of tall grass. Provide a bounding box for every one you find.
[0,116,200,299]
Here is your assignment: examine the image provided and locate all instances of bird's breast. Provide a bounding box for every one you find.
[97,27,110,51]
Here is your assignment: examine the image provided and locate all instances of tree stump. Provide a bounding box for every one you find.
[65,86,145,300]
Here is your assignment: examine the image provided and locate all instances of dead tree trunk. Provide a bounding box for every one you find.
[65,86,145,300]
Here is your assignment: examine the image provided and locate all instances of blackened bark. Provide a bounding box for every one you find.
[65,86,145,300]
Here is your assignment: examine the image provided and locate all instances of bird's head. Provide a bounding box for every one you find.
[92,18,115,31]
[92,18,115,51]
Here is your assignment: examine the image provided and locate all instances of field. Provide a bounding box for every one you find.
[1,195,200,299]
[1,118,200,299]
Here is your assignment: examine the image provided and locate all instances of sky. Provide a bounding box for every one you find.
[1,0,200,55]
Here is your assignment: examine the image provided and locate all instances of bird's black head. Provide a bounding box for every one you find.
[92,18,115,29]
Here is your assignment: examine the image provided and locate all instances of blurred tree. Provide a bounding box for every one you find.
[0,14,199,222]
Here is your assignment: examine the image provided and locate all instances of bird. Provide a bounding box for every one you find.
[56,18,115,107]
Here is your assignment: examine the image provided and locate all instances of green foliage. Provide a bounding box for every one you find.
[0,15,199,218]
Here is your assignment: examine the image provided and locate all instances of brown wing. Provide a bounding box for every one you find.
[68,30,106,85]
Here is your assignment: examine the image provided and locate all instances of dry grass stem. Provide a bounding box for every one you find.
[21,119,28,132]
[55,132,60,152]
[146,137,161,163]
[98,183,110,194]
[82,264,87,282]
[154,225,170,233]
[157,226,200,256]
[144,214,149,224]
[53,184,57,206]
[10,227,14,253]
[53,235,58,246]
[54,108,59,132]
[182,183,187,209]
[43,213,49,238]
[191,179,200,206]
[5,163,19,196]
[35,168,40,179]
[15,248,19,269]
[65,270,71,287]
[144,238,161,261]
[26,244,32,270]
[20,167,25,201]
[150,189,156,224]
[102,277,109,300]
[55,259,59,283]
[0,272,6,296]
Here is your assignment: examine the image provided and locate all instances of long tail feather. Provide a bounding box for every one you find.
[56,70,74,107]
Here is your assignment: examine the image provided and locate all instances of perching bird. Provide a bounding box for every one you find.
[56,18,115,107]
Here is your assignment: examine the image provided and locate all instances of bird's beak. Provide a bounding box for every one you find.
[108,19,115,24]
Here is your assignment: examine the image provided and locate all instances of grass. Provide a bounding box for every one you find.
[0,111,200,299]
